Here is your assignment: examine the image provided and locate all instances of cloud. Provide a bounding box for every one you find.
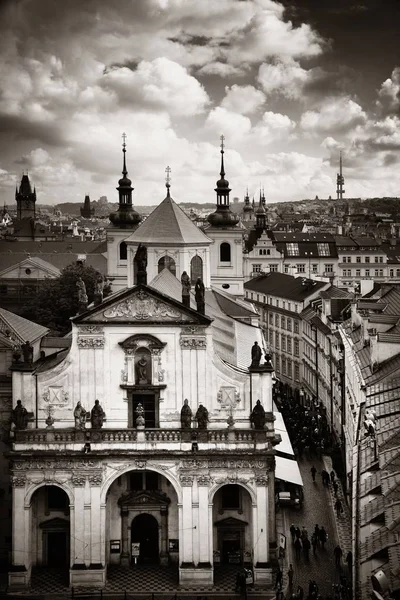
[377,67,400,115]
[300,97,367,134]
[15,148,50,168]
[258,60,311,99]
[100,58,210,116]
[221,85,266,115]
[205,107,252,142]
[251,111,296,143]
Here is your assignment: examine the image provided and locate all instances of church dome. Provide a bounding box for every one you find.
[109,208,141,227]
[118,175,132,187]
[208,208,239,227]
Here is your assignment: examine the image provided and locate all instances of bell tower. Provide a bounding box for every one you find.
[16,174,36,220]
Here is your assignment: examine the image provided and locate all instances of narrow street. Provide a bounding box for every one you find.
[279,455,348,598]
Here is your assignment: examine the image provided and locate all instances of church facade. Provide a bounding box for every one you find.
[7,139,280,591]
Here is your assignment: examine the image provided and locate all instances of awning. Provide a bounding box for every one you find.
[275,456,303,487]
[274,411,295,458]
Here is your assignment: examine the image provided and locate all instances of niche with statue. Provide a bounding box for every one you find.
[135,348,152,385]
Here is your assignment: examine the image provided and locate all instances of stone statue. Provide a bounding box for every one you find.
[180,399,192,429]
[195,404,209,429]
[195,278,205,315]
[135,403,145,427]
[12,343,21,363]
[21,340,33,366]
[136,356,149,384]
[93,276,104,306]
[134,244,148,285]
[74,401,87,430]
[250,399,266,430]
[11,400,28,430]
[181,271,191,308]
[250,341,262,367]
[91,399,105,429]
[76,277,88,313]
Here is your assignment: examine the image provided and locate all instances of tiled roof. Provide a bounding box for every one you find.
[272,232,335,243]
[125,194,212,245]
[213,289,256,319]
[245,272,328,302]
[0,307,49,343]
[34,349,70,373]
[360,471,381,497]
[359,525,394,563]
[0,240,106,253]
[300,306,332,336]
[41,336,72,349]
[320,286,353,299]
[361,495,385,526]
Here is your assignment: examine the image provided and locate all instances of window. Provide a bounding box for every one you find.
[267,249,270,255]
[294,321,299,334]
[342,257,347,263]
[259,249,264,255]
[269,264,278,272]
[375,269,379,277]
[365,256,370,263]
[281,335,286,351]
[119,241,127,260]
[282,301,286,310]
[253,264,262,273]
[275,356,280,372]
[379,269,383,277]
[281,316,285,329]
[312,264,318,273]
[342,270,347,277]
[287,318,292,331]
[191,255,203,283]
[296,264,305,273]
[276,299,279,307]
[397,269,400,277]
[294,305,298,313]
[317,243,330,256]
[374,256,379,263]
[287,359,292,378]
[221,485,241,509]
[365,269,370,277]
[275,314,279,326]
[324,264,333,273]
[294,339,300,356]
[379,256,383,263]
[356,256,361,263]
[288,303,291,312]
[282,356,286,375]
[294,364,300,381]
[158,255,176,276]
[356,269,361,277]
[276,333,280,349]
[287,338,292,353]
[287,243,300,256]
[269,313,273,324]
[390,269,394,277]
[284,264,289,274]
[220,242,231,262]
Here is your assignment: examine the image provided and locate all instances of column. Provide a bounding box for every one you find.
[120,507,130,566]
[71,476,86,565]
[160,506,169,565]
[180,476,194,565]
[267,466,277,555]
[89,476,102,565]
[253,479,269,565]
[12,483,27,566]
[198,478,211,564]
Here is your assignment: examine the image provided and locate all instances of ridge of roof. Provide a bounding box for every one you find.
[0,307,49,343]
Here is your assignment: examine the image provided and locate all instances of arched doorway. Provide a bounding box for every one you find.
[158,256,176,276]
[131,514,159,564]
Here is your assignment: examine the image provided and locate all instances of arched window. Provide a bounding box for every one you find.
[191,255,203,283]
[220,242,231,262]
[119,241,127,260]
[158,256,176,276]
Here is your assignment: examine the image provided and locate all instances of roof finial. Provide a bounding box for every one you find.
[220,134,225,177]
[122,132,127,176]
[165,165,171,197]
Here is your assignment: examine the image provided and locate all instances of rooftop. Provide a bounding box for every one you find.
[245,272,328,302]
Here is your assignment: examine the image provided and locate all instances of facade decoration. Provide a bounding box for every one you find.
[77,337,105,349]
[180,325,207,349]
[42,387,69,405]
[103,291,183,321]
[217,386,241,407]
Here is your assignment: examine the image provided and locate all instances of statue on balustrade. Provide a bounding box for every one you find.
[21,340,33,366]
[91,399,105,429]
[134,244,148,285]
[250,341,262,367]
[250,399,266,430]
[195,278,205,315]
[93,276,104,306]
[195,404,209,429]
[181,399,192,429]
[135,403,145,427]
[11,400,28,430]
[76,277,88,313]
[74,401,87,430]
[181,271,191,308]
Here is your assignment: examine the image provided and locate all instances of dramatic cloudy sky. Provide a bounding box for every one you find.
[0,0,399,207]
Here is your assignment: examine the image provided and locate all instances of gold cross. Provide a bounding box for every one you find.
[220,134,225,151]
[122,132,127,147]
[165,165,171,185]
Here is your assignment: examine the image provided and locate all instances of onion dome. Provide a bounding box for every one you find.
[207,135,239,227]
[243,188,253,213]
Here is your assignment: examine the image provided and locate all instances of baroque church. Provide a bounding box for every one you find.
[7,138,284,590]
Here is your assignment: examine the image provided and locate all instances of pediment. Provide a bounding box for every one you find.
[0,257,60,279]
[74,284,212,326]
[118,489,171,507]
[214,517,248,528]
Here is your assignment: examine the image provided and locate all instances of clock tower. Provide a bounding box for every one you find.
[16,174,36,220]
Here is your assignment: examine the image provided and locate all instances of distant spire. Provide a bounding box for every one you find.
[336,150,345,201]
[165,165,171,198]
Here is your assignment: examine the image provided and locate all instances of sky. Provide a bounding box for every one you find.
[0,0,399,207]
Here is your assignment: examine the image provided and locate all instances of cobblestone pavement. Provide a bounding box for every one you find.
[278,455,351,598]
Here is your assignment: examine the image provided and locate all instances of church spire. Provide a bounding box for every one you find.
[207,135,239,227]
[336,150,345,201]
[109,133,141,228]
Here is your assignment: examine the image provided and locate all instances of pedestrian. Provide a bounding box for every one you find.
[274,566,283,590]
[297,585,304,600]
[302,536,310,560]
[287,563,294,588]
[301,525,308,540]
[295,526,301,540]
[290,523,296,543]
[321,469,327,486]
[310,465,317,481]
[334,545,343,568]
[319,526,327,549]
[294,537,302,560]
[335,498,343,518]
[314,524,320,539]
[346,550,353,574]
[333,480,339,496]
[311,533,318,554]
[330,469,336,484]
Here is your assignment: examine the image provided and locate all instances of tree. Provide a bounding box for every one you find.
[22,264,111,334]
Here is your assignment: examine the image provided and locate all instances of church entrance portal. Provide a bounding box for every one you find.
[47,532,68,567]
[131,514,159,564]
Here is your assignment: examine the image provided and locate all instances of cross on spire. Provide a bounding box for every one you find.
[220,134,225,152]
[122,132,127,148]
[165,165,171,186]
